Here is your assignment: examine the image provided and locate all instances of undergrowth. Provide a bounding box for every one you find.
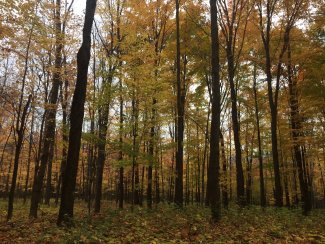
[0,200,324,243]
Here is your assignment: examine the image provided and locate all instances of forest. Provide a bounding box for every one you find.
[0,0,324,242]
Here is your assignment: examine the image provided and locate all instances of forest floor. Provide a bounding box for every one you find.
[0,200,324,243]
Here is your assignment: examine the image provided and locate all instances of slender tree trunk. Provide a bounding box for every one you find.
[7,95,32,220]
[118,78,124,209]
[24,109,35,203]
[227,50,245,205]
[148,99,156,208]
[196,123,201,203]
[57,0,97,225]
[44,143,54,205]
[174,0,184,207]
[207,0,221,221]
[287,41,311,214]
[30,0,63,217]
[229,120,233,201]
[245,124,254,205]
[0,125,13,173]
[253,63,266,207]
[202,104,210,205]
[185,131,190,205]
[131,90,140,206]
[94,73,111,213]
[220,132,228,208]
[258,0,284,207]
[56,69,69,205]
[160,139,165,202]
[5,149,14,196]
[7,21,34,220]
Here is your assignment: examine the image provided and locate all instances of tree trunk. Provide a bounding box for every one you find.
[287,41,311,214]
[30,0,63,217]
[118,78,124,209]
[7,95,32,220]
[7,20,34,220]
[202,103,210,205]
[174,0,184,207]
[253,63,266,207]
[56,56,69,205]
[207,0,221,221]
[57,0,97,225]
[94,73,111,213]
[220,132,228,208]
[148,99,156,208]
[24,109,35,203]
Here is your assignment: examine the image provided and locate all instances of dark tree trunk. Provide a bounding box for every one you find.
[160,139,165,202]
[5,149,14,196]
[174,0,185,207]
[24,109,35,203]
[30,0,62,217]
[140,166,145,205]
[220,132,228,208]
[94,74,111,213]
[269,97,282,207]
[118,78,124,209]
[7,95,32,220]
[245,123,254,205]
[0,125,13,177]
[287,41,311,214]
[134,164,140,205]
[258,0,287,207]
[131,91,140,206]
[207,0,221,221]
[202,104,210,205]
[148,99,156,209]
[155,165,160,204]
[57,0,97,225]
[44,144,54,205]
[55,0,72,205]
[227,54,245,205]
[56,57,69,205]
[7,22,34,220]
[228,66,245,205]
[147,156,153,208]
[195,123,200,204]
[185,131,190,205]
[86,53,96,211]
[253,64,266,207]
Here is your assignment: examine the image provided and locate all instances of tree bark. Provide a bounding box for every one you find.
[207,0,221,221]
[7,23,34,220]
[7,95,32,220]
[287,40,311,214]
[30,0,62,217]
[94,70,112,213]
[253,63,266,207]
[174,0,184,207]
[148,98,156,208]
[118,78,124,209]
[258,0,283,207]
[24,108,34,203]
[57,0,97,225]
[220,132,228,208]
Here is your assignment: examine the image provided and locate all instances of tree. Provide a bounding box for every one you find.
[7,16,35,219]
[30,0,63,217]
[57,0,97,225]
[207,0,221,221]
[174,0,185,207]
[252,61,266,207]
[218,0,252,205]
[257,0,307,207]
